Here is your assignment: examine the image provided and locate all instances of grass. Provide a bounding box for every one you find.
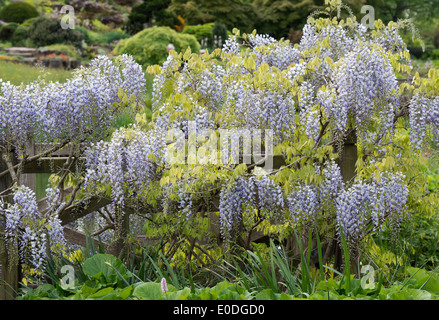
[0,60,72,85]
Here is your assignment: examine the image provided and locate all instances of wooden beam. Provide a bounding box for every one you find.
[59,196,113,226]
[22,157,85,174]
[63,226,113,253]
[37,186,73,212]
[34,143,87,157]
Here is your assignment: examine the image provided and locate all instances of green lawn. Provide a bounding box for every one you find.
[0,60,73,85]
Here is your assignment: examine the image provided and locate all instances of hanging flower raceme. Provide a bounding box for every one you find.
[287,184,319,229]
[0,55,146,151]
[318,160,345,203]
[333,44,399,141]
[83,125,166,207]
[248,33,301,70]
[299,81,320,141]
[335,172,409,247]
[219,177,254,244]
[300,24,357,61]
[409,94,439,149]
[251,174,285,217]
[0,186,66,273]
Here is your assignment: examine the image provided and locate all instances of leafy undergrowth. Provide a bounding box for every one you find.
[16,253,439,300]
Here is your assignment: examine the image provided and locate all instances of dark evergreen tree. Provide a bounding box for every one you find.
[125,0,182,35]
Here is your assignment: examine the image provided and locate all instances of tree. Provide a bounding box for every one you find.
[364,0,439,24]
[252,0,326,39]
[169,0,258,32]
[125,0,182,35]
[0,55,147,298]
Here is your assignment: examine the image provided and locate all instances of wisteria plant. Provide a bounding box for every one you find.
[1,0,439,284]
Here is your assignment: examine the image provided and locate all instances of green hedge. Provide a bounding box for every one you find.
[0,1,39,24]
[113,26,200,67]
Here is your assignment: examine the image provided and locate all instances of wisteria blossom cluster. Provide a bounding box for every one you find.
[0,186,65,272]
[333,44,399,141]
[248,33,301,70]
[4,1,435,275]
[0,54,145,152]
[140,14,424,251]
[217,163,409,247]
[336,172,409,247]
[287,184,319,228]
[299,23,362,60]
[409,94,439,149]
[83,125,167,207]
[219,177,255,244]
[149,14,415,159]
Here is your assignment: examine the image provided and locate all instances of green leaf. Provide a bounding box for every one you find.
[118,285,134,299]
[82,254,130,285]
[255,288,278,300]
[78,284,99,298]
[87,287,115,299]
[162,287,191,300]
[132,282,163,300]
[387,287,431,300]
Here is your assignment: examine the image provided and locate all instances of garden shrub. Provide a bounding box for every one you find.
[113,26,200,67]
[75,26,94,44]
[0,1,39,24]
[12,25,29,47]
[28,16,85,48]
[407,45,431,59]
[422,48,439,60]
[21,17,39,28]
[182,23,215,46]
[75,26,129,44]
[0,23,18,42]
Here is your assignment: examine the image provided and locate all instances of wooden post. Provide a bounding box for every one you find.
[334,130,359,276]
[20,138,36,197]
[0,151,19,300]
[109,210,130,258]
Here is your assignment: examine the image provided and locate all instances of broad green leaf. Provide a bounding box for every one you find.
[133,282,163,300]
[82,254,130,285]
